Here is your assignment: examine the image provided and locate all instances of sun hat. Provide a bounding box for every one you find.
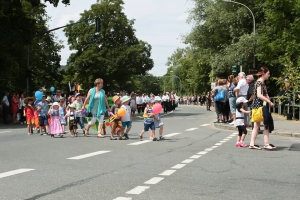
[52,102,59,107]
[113,95,120,103]
[122,95,131,103]
[46,96,52,102]
[75,93,81,98]
[24,97,36,104]
[148,98,155,103]
[154,96,162,102]
[236,97,248,104]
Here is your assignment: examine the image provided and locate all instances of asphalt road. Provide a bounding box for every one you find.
[0,105,299,200]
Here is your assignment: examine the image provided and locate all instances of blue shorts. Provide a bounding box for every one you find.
[144,122,155,131]
[122,121,132,128]
[39,116,48,126]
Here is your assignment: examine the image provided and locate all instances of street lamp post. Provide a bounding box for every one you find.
[222,0,256,69]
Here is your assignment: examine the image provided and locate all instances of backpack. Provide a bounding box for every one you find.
[214,88,225,102]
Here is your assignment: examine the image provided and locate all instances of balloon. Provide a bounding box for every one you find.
[117,108,126,117]
[152,104,162,114]
[35,91,43,100]
[50,86,55,92]
[85,104,89,109]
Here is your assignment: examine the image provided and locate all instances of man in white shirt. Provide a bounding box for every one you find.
[136,93,143,114]
[234,72,250,125]
[162,92,169,113]
[2,92,10,124]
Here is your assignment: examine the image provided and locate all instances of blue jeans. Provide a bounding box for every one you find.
[76,117,85,129]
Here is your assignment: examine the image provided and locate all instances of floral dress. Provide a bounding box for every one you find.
[252,81,267,109]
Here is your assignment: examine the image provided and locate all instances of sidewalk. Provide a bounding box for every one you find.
[178,104,300,138]
[213,111,300,138]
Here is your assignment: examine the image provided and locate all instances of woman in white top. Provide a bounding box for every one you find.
[130,92,137,116]
[19,93,26,124]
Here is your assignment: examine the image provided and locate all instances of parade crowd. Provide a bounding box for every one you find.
[1,78,181,141]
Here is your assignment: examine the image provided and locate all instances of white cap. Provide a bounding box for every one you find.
[236,97,248,104]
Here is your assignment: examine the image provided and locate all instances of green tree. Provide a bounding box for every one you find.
[63,0,153,92]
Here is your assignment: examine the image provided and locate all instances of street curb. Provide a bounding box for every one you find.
[214,123,298,138]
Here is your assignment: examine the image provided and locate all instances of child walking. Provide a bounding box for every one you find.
[48,102,64,138]
[110,95,126,140]
[121,96,132,139]
[23,97,36,135]
[74,93,86,135]
[154,96,164,140]
[235,97,251,147]
[64,104,78,137]
[59,98,67,133]
[139,99,157,141]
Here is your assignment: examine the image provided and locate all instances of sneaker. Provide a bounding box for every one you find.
[28,132,30,135]
[235,142,240,147]
[149,136,154,140]
[240,142,247,148]
[229,121,235,125]
[159,136,165,140]
[153,137,158,141]
[124,133,129,139]
[139,135,143,141]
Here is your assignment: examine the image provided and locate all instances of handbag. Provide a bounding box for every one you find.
[214,88,225,102]
[251,82,265,122]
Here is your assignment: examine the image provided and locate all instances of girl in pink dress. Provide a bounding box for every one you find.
[48,102,63,138]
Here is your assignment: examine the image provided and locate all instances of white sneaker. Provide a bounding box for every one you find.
[229,121,235,125]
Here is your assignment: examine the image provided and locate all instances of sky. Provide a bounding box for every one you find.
[44,0,193,76]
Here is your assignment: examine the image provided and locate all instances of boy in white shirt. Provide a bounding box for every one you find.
[121,96,132,139]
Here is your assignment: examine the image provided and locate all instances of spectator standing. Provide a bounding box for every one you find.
[136,93,143,114]
[246,75,255,128]
[249,67,276,150]
[228,75,237,125]
[11,93,19,124]
[234,72,250,126]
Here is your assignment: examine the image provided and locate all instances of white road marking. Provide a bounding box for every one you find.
[159,170,176,176]
[211,146,218,148]
[223,139,230,141]
[227,137,233,139]
[190,155,202,159]
[0,131,11,134]
[215,143,223,145]
[67,151,110,160]
[204,148,213,151]
[197,151,207,155]
[128,140,152,146]
[113,197,132,200]
[200,124,210,126]
[185,128,198,131]
[164,133,181,137]
[126,186,150,195]
[181,159,194,164]
[144,177,164,184]
[171,164,186,169]
[220,141,227,143]
[0,169,35,179]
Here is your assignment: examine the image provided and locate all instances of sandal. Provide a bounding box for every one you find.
[110,136,117,140]
[264,144,276,150]
[84,130,90,137]
[249,145,262,150]
[97,134,104,138]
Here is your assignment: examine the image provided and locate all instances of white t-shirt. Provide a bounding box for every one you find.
[235,78,249,96]
[121,105,131,122]
[162,95,169,101]
[136,96,143,104]
[73,100,83,117]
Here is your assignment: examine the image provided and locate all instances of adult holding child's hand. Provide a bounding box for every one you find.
[83,78,111,138]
